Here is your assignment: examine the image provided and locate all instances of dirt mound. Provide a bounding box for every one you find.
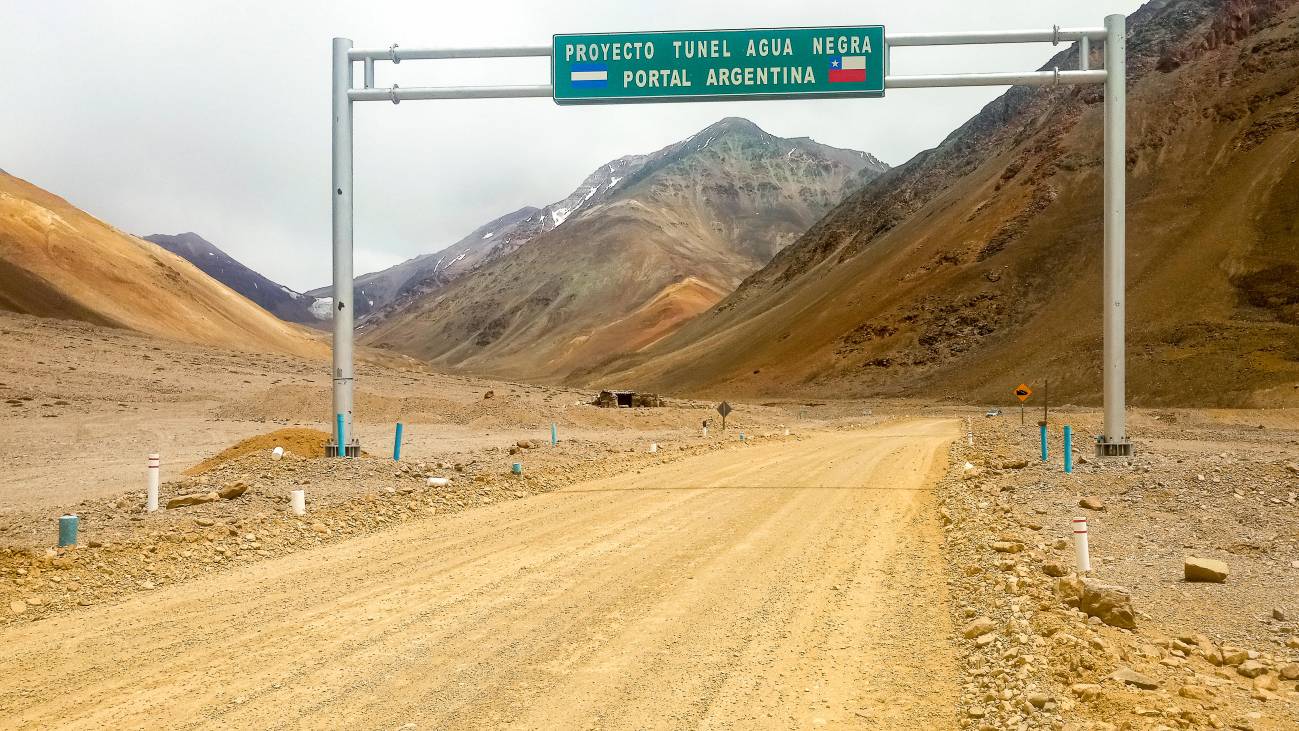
[184,428,331,475]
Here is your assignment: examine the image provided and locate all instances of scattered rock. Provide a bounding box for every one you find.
[1184,556,1229,583]
[1109,667,1159,690]
[166,491,219,509]
[482,390,494,399]
[1252,673,1279,692]
[8,600,26,615]
[1178,685,1212,701]
[1278,663,1299,681]
[1079,496,1106,511]
[194,518,215,527]
[1236,660,1266,678]
[1219,647,1249,666]
[217,481,249,500]
[1271,607,1288,622]
[962,616,997,639]
[991,541,1023,553]
[1042,561,1069,577]
[311,523,328,534]
[1070,683,1102,701]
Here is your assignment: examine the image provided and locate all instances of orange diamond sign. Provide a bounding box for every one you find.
[1014,384,1033,402]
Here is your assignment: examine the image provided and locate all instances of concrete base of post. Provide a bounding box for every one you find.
[1094,438,1133,458]
[290,489,306,516]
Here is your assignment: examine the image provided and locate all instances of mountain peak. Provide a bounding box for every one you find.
[699,117,768,138]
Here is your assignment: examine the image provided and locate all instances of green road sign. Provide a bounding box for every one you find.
[553,26,885,105]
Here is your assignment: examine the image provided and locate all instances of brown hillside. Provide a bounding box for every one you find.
[0,172,325,358]
[591,0,1299,408]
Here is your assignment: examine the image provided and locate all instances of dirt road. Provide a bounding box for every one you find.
[0,419,959,730]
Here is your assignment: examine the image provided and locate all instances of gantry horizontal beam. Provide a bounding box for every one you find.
[347,69,1106,102]
[345,26,1108,62]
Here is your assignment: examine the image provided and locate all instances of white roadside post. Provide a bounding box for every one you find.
[146,453,160,512]
[330,37,357,458]
[1072,517,1092,573]
[290,489,307,516]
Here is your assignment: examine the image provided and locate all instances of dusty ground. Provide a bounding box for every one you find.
[2,312,1297,730]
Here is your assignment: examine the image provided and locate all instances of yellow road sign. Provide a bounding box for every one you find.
[1014,384,1033,402]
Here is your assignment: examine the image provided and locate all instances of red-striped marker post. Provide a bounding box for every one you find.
[146,453,160,512]
[1072,517,1091,573]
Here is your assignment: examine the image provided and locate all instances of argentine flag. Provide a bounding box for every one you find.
[570,63,608,88]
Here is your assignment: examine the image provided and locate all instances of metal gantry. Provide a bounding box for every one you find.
[328,15,1133,458]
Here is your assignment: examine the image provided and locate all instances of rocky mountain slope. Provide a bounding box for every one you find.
[0,172,325,358]
[362,117,887,380]
[592,0,1299,408]
[145,232,327,326]
[304,206,539,320]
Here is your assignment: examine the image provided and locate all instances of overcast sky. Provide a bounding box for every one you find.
[2,1,1143,291]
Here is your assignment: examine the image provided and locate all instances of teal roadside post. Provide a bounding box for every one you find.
[1064,425,1074,473]
[393,422,403,461]
[58,515,78,547]
[551,422,557,446]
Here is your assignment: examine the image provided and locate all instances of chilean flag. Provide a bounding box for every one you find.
[828,55,867,83]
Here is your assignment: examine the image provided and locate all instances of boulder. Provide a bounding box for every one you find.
[1252,673,1279,692]
[166,491,219,509]
[1109,667,1159,690]
[1219,647,1249,666]
[1236,660,1266,678]
[1080,581,1137,629]
[1278,663,1299,681]
[1055,575,1086,607]
[1184,557,1228,583]
[217,481,249,500]
[1079,496,1106,511]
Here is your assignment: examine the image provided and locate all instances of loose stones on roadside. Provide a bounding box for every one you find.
[1184,556,1229,583]
[1056,576,1137,629]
